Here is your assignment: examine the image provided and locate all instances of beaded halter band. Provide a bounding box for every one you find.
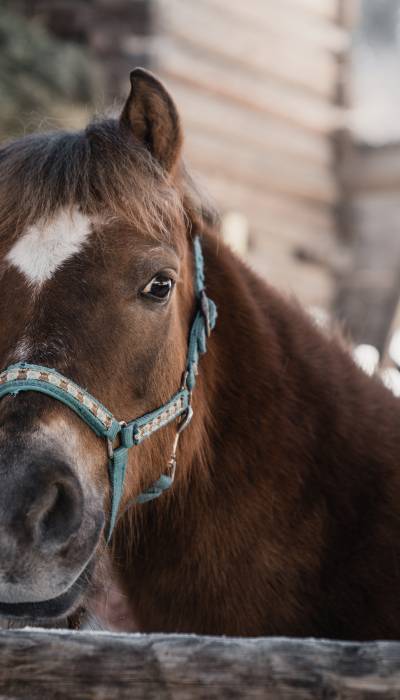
[0,237,217,540]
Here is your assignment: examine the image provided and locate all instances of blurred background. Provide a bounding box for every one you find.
[3,0,400,630]
[1,0,400,384]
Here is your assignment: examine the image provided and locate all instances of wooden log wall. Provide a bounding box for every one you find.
[335,144,400,351]
[153,0,353,309]
[1,629,400,699]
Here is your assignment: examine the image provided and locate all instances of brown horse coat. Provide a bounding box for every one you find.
[114,232,400,640]
[0,70,399,640]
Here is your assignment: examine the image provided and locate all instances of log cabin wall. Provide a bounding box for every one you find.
[152,0,353,310]
[334,0,400,353]
[335,145,400,352]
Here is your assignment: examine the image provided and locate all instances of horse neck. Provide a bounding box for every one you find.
[119,228,400,543]
[178,230,400,501]
[141,231,297,512]
[112,230,400,635]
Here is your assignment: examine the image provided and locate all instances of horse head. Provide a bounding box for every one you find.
[0,70,205,622]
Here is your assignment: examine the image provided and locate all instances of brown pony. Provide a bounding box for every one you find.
[0,69,399,640]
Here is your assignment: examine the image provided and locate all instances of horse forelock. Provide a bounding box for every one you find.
[0,116,204,399]
[0,117,194,362]
[0,118,185,250]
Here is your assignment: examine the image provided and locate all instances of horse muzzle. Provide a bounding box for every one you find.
[0,438,104,620]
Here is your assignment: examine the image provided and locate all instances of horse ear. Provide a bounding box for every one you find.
[120,68,183,172]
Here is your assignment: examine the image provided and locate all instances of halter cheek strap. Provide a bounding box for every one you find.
[0,237,216,541]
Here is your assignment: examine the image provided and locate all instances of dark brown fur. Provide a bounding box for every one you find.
[0,70,399,639]
[112,236,400,640]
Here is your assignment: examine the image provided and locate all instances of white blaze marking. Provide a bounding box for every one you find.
[6,208,91,285]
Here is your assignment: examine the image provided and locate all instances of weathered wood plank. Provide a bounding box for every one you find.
[344,145,400,191]
[1,630,400,699]
[338,0,360,31]
[201,174,336,244]
[168,79,332,167]
[197,0,349,53]
[247,242,335,309]
[162,0,339,98]
[184,129,337,204]
[288,0,339,21]
[335,191,400,351]
[156,43,345,134]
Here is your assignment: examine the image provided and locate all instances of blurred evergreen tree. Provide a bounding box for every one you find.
[0,0,99,138]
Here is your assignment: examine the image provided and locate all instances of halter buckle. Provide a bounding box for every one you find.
[107,438,114,460]
[166,451,178,481]
[107,420,127,460]
[200,290,211,337]
[166,403,193,479]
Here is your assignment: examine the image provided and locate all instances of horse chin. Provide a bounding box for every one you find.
[0,560,95,627]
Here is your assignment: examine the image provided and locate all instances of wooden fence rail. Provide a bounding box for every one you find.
[0,630,400,699]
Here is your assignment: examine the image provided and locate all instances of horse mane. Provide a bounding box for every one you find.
[0,118,189,243]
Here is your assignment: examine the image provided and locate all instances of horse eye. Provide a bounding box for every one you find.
[142,274,174,302]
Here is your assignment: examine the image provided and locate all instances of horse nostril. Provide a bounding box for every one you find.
[34,475,84,549]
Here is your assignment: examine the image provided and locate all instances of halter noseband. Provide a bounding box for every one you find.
[0,237,216,541]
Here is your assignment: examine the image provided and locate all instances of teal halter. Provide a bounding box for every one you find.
[0,237,217,541]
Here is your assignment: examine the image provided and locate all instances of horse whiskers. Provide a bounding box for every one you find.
[67,606,86,630]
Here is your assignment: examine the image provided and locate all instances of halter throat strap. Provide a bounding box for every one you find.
[0,236,216,541]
